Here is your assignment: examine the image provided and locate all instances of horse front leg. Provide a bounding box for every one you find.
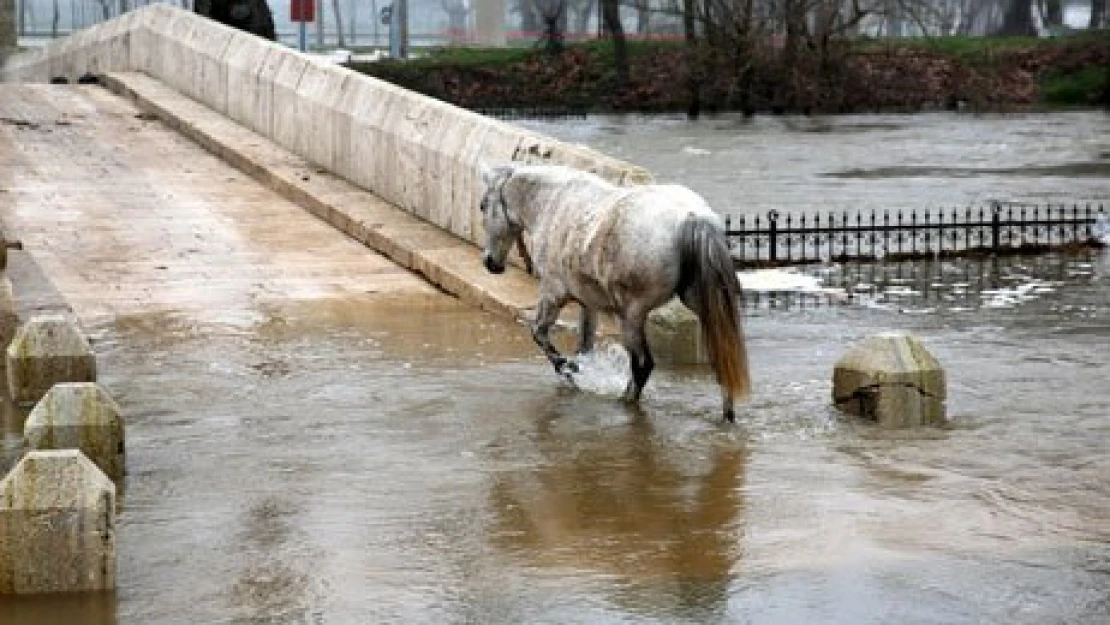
[532,288,576,377]
[620,309,654,404]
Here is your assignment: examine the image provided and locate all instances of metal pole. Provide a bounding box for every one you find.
[389,0,400,58]
[399,0,408,58]
[299,20,307,52]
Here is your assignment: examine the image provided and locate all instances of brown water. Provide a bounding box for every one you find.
[519,111,1110,217]
[2,112,1109,624]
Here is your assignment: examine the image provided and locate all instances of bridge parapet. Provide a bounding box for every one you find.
[1,4,652,253]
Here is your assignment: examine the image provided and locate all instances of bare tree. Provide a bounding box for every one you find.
[1092,0,1106,28]
[997,0,1037,34]
[1040,0,1062,28]
[535,0,567,52]
[601,0,629,87]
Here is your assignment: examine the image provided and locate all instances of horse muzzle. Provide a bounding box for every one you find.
[483,254,505,274]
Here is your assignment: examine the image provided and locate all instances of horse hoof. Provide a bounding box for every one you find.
[555,358,579,375]
[723,407,736,423]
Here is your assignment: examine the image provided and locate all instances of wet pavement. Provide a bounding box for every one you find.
[1,94,1109,624]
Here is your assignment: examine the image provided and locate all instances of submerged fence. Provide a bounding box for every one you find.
[737,248,1102,311]
[726,203,1107,267]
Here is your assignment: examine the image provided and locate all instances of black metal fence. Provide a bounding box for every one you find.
[726,203,1107,267]
[476,107,592,120]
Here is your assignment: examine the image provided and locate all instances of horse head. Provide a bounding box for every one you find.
[479,164,523,274]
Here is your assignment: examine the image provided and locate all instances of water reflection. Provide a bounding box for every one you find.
[228,496,323,624]
[0,592,117,625]
[489,393,746,620]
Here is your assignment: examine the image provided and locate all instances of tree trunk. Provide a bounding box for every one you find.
[1041,0,1062,27]
[538,0,566,53]
[997,0,1037,35]
[683,0,699,119]
[1091,0,1106,29]
[600,0,628,89]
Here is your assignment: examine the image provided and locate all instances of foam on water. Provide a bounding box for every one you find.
[1096,213,1110,246]
[738,268,846,297]
[566,342,631,397]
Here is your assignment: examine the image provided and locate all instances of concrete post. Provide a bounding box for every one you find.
[647,298,706,364]
[0,450,116,594]
[832,332,946,427]
[6,315,97,406]
[25,383,125,480]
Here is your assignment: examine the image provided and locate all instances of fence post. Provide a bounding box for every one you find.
[990,204,1002,250]
[768,210,780,263]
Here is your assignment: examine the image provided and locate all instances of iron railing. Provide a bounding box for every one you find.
[726,203,1107,267]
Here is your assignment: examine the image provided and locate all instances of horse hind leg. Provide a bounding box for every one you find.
[620,309,654,403]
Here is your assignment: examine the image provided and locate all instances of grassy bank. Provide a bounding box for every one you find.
[350,34,1110,114]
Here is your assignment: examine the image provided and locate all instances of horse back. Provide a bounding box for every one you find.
[561,185,719,310]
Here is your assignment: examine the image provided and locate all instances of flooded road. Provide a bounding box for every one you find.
[2,99,1109,624]
[4,253,1108,624]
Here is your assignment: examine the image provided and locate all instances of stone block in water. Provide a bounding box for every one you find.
[6,315,96,406]
[647,298,707,365]
[0,449,116,594]
[25,383,125,480]
[832,332,946,427]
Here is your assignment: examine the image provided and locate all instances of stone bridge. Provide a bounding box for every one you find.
[1,3,704,362]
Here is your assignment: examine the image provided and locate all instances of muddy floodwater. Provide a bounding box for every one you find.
[520,110,1110,217]
[2,112,1109,624]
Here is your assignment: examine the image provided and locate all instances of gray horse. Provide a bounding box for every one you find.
[479,164,751,422]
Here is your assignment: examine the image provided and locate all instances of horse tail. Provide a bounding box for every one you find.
[677,218,751,418]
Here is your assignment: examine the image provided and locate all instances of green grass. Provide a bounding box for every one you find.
[853,33,1105,58]
[1041,65,1110,105]
[352,38,684,73]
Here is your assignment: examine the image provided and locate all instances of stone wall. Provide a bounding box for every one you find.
[0,4,652,250]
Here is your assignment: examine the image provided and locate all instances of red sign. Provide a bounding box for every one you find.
[291,0,315,22]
